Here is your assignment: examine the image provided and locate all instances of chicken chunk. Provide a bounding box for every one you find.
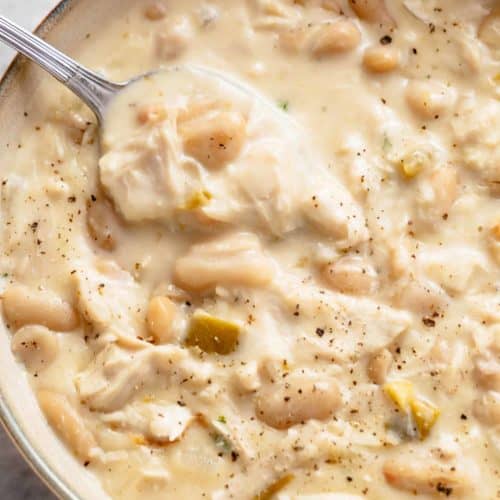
[73,259,148,338]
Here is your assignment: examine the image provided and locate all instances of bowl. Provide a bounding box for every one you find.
[0,2,118,497]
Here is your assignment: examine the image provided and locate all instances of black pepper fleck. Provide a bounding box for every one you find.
[422,317,436,327]
[315,328,325,337]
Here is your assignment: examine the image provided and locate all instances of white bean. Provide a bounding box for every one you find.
[320,0,342,13]
[309,20,361,58]
[256,373,341,429]
[3,284,79,332]
[349,0,394,25]
[415,166,459,227]
[323,256,378,295]
[383,458,471,496]
[258,0,292,17]
[11,325,59,373]
[38,390,97,462]
[279,26,308,54]
[406,80,455,119]
[488,222,500,265]
[363,46,400,73]
[478,7,500,49]
[147,296,177,344]
[144,2,167,21]
[174,232,274,292]
[179,109,247,170]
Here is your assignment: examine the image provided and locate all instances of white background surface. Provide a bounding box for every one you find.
[0,4,59,499]
[0,0,58,71]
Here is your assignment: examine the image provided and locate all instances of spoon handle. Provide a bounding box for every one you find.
[0,16,122,121]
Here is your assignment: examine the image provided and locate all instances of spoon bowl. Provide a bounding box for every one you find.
[0,16,258,127]
[0,16,294,149]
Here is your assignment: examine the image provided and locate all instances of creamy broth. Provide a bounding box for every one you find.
[0,1,499,499]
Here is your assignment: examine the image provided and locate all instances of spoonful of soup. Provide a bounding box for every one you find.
[0,16,289,174]
[0,15,368,247]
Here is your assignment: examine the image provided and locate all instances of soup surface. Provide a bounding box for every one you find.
[1,0,499,498]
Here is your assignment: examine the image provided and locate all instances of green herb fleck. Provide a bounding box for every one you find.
[382,135,392,153]
[277,100,289,112]
[210,432,232,452]
[217,415,227,424]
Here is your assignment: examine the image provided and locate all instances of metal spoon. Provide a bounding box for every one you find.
[0,15,127,124]
[0,15,289,130]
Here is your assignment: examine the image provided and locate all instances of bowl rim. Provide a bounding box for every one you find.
[0,4,81,498]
